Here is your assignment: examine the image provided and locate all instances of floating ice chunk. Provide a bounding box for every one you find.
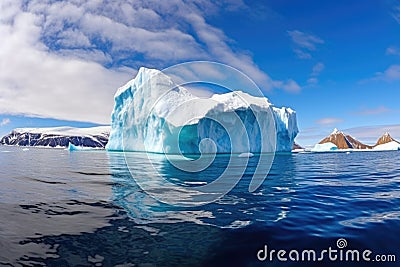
[66,143,94,151]
[238,152,254,158]
[67,143,82,151]
[311,142,338,152]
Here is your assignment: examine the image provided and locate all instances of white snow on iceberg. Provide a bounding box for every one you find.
[106,67,298,154]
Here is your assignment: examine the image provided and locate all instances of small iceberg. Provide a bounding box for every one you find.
[311,142,338,152]
[66,143,92,151]
[22,148,29,151]
[238,152,254,158]
[184,181,208,186]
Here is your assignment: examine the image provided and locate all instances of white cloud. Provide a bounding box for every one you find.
[386,46,400,56]
[354,106,391,116]
[282,80,301,93]
[56,49,113,65]
[0,118,10,126]
[374,65,400,81]
[288,30,324,50]
[316,117,343,126]
[311,62,325,76]
[288,30,324,59]
[0,8,133,124]
[56,28,92,48]
[345,124,400,144]
[361,64,400,84]
[293,49,311,59]
[77,12,205,62]
[273,79,301,93]
[24,0,271,83]
[392,3,400,24]
[0,0,301,124]
[307,77,318,85]
[184,12,275,89]
[306,62,324,86]
[383,65,400,80]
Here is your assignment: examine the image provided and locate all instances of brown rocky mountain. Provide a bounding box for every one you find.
[319,128,373,149]
[292,142,303,150]
[374,132,400,146]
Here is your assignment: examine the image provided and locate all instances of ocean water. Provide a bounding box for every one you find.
[0,146,399,267]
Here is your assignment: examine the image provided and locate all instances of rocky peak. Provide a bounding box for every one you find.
[375,132,399,146]
[319,128,372,149]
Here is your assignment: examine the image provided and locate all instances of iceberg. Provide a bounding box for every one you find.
[238,152,254,158]
[311,142,338,152]
[67,143,81,151]
[66,143,95,151]
[106,67,298,154]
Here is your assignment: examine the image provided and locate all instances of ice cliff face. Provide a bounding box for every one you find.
[106,67,298,153]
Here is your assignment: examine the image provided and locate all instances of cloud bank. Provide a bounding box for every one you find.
[0,0,300,124]
[316,117,343,126]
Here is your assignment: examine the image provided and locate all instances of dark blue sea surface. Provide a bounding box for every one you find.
[0,146,399,266]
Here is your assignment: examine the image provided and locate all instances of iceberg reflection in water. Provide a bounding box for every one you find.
[108,151,296,227]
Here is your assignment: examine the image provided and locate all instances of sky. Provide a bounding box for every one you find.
[0,0,399,146]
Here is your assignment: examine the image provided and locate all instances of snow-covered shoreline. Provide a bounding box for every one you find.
[0,126,110,149]
[300,129,400,153]
[293,147,400,153]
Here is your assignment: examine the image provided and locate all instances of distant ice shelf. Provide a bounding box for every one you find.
[0,126,110,148]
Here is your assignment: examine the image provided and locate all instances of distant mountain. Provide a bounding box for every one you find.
[0,126,110,148]
[319,128,372,149]
[374,132,400,146]
[292,142,304,150]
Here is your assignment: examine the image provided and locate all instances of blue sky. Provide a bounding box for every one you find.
[0,0,399,146]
